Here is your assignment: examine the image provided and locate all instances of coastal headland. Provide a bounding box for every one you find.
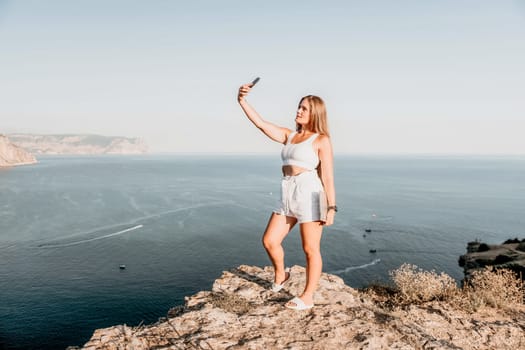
[6,134,148,155]
[0,133,149,168]
[0,134,37,167]
[459,238,525,281]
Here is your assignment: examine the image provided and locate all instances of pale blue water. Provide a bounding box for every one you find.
[1,155,524,349]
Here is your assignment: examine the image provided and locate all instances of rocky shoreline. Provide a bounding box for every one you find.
[459,238,525,281]
[1,133,149,167]
[71,264,525,350]
[0,134,37,167]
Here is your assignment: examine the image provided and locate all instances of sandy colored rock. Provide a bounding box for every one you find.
[75,265,525,350]
[0,134,37,167]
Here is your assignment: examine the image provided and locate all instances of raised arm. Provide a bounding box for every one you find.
[238,83,290,144]
[316,135,336,226]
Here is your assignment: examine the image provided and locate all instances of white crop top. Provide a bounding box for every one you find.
[281,131,320,170]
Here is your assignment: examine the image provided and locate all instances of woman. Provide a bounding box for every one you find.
[237,81,337,310]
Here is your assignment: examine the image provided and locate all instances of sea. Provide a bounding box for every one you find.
[1,154,524,349]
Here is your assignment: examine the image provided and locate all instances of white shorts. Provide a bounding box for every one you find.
[273,170,326,224]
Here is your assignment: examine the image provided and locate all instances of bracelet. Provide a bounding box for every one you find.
[327,205,338,212]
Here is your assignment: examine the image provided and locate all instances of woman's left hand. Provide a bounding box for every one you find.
[323,210,335,226]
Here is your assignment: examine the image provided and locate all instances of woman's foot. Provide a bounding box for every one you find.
[274,269,291,285]
[271,268,291,292]
[285,296,314,310]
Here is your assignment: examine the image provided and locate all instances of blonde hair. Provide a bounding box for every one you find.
[296,95,330,136]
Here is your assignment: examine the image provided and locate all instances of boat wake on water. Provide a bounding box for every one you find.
[38,225,144,248]
[331,258,381,274]
[35,201,233,249]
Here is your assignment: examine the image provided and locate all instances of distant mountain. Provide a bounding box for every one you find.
[7,134,148,155]
[0,134,37,167]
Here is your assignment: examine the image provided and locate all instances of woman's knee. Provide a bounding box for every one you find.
[262,235,279,251]
[302,244,321,259]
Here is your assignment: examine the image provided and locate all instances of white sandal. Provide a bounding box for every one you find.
[270,267,291,292]
[285,296,314,310]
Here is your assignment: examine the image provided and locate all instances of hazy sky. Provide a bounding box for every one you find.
[1,0,524,154]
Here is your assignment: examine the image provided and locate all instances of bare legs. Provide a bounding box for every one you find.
[262,213,296,284]
[294,221,323,306]
[262,213,324,306]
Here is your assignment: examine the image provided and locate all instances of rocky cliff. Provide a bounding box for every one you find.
[459,239,525,281]
[0,134,37,167]
[7,134,148,155]
[73,265,525,350]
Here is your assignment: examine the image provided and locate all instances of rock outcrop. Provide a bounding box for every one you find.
[7,134,148,155]
[0,134,37,167]
[74,265,525,350]
[459,239,525,281]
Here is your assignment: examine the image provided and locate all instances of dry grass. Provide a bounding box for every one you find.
[209,292,252,314]
[366,264,524,312]
[389,263,458,304]
[460,267,525,311]
[361,282,399,309]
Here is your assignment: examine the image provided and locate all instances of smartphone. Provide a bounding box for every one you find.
[251,77,260,86]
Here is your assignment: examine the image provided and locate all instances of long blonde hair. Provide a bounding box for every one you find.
[296,95,330,136]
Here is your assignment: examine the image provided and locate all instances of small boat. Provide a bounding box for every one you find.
[369,249,377,253]
[119,264,126,270]
[365,229,372,233]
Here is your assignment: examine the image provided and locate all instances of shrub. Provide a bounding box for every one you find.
[462,267,524,311]
[477,243,490,252]
[494,254,514,264]
[370,264,524,312]
[517,242,525,252]
[389,264,458,304]
[361,282,398,308]
[503,238,521,244]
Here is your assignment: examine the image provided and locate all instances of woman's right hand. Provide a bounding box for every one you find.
[237,83,252,103]
[237,82,288,143]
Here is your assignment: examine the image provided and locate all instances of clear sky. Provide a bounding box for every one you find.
[1,0,524,154]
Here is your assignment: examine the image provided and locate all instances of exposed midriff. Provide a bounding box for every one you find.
[282,164,310,177]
